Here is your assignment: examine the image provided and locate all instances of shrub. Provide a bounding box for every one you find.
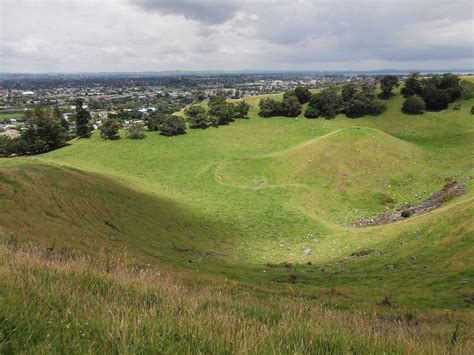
[159,114,186,136]
[304,106,320,118]
[471,106,474,115]
[258,98,278,117]
[401,210,411,218]
[99,118,121,140]
[367,99,386,116]
[341,83,358,102]
[402,95,426,114]
[126,122,145,139]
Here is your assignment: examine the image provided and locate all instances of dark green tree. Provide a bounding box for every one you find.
[380,75,400,97]
[185,105,211,129]
[281,95,302,117]
[159,114,186,136]
[311,86,342,119]
[341,83,358,102]
[234,101,251,118]
[145,112,162,131]
[52,106,69,132]
[209,102,236,125]
[422,87,451,111]
[75,98,92,138]
[401,72,422,97]
[21,106,68,154]
[99,118,121,140]
[294,86,311,104]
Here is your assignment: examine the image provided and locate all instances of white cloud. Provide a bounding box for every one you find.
[0,0,472,72]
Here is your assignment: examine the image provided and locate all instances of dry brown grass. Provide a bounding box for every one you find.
[1,242,472,354]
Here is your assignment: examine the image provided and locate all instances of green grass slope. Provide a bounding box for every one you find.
[0,90,473,351]
[0,160,236,267]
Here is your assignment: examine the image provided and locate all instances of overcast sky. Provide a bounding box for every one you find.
[0,0,472,73]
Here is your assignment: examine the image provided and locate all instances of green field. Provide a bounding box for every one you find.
[1,89,473,352]
[0,112,24,123]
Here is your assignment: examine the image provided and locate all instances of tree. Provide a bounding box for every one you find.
[294,86,311,104]
[209,102,235,125]
[145,112,162,131]
[208,94,227,108]
[259,98,278,117]
[185,105,211,129]
[380,75,399,97]
[100,118,121,140]
[75,98,92,138]
[310,86,342,119]
[401,72,422,97]
[159,114,186,136]
[234,101,250,118]
[402,95,426,114]
[52,105,69,132]
[281,95,302,117]
[360,78,378,97]
[194,90,205,102]
[20,106,68,154]
[460,80,474,99]
[345,93,370,118]
[341,83,358,102]
[423,87,451,111]
[126,122,146,139]
[345,93,386,118]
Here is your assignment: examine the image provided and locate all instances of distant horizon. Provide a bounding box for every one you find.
[1,68,473,76]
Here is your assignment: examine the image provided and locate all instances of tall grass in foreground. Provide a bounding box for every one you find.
[1,242,472,354]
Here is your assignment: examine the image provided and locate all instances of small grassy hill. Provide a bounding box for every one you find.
[217,126,439,222]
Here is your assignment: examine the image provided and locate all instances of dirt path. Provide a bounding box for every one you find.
[350,177,472,227]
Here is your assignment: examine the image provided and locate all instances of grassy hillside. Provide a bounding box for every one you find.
[1,89,473,352]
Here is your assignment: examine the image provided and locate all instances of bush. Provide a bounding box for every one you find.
[367,99,386,116]
[304,106,320,118]
[126,122,145,139]
[401,210,411,218]
[471,106,474,115]
[159,115,186,136]
[99,118,121,140]
[402,95,426,114]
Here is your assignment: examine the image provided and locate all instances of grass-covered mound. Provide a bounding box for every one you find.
[217,126,438,222]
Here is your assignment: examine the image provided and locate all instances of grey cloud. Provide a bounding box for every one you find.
[132,0,240,24]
